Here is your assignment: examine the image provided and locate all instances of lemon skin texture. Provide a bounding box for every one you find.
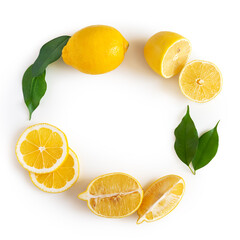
[62,25,129,75]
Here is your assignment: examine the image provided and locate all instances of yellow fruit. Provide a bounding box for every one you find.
[78,172,143,218]
[137,175,185,224]
[179,60,223,102]
[62,25,129,74]
[30,148,79,193]
[16,123,68,174]
[144,31,191,78]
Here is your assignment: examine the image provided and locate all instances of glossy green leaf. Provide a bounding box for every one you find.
[22,65,47,120]
[174,106,199,167]
[32,35,70,77]
[192,121,219,170]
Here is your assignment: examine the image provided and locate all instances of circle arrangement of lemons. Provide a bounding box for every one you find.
[16,25,223,223]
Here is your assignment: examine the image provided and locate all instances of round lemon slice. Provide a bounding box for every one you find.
[78,172,143,218]
[30,148,79,193]
[179,60,223,102]
[137,175,185,224]
[16,123,68,174]
[144,31,191,78]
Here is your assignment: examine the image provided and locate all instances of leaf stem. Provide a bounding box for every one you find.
[188,165,196,175]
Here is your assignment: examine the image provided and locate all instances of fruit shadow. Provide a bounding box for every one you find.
[122,38,184,100]
[63,176,94,214]
[52,57,72,72]
[10,125,33,184]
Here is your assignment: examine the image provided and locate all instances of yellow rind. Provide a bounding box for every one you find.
[62,25,129,75]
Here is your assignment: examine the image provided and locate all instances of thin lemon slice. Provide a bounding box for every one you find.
[144,31,191,78]
[179,60,223,102]
[137,175,185,224]
[78,172,143,218]
[16,123,68,174]
[30,148,79,193]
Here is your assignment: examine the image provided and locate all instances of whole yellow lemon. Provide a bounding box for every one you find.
[62,25,129,74]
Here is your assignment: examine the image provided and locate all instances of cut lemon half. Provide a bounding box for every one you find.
[137,175,185,224]
[30,148,79,193]
[144,31,191,78]
[78,172,143,218]
[16,123,68,174]
[179,60,223,102]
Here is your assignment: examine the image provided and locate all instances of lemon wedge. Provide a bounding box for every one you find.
[137,175,185,224]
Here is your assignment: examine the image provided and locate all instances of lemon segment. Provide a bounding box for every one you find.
[30,148,79,193]
[137,175,185,224]
[144,31,191,78]
[16,123,68,174]
[179,60,223,102]
[62,25,129,75]
[78,173,143,218]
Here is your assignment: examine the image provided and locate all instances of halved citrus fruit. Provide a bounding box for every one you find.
[78,172,143,218]
[179,60,223,102]
[137,175,185,224]
[144,31,191,78]
[30,148,79,193]
[16,123,68,174]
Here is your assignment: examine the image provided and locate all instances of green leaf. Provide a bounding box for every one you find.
[32,35,70,77]
[192,121,220,170]
[174,106,199,168]
[22,65,47,120]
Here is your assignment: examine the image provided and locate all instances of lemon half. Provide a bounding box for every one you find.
[179,60,223,102]
[78,172,143,218]
[144,31,191,78]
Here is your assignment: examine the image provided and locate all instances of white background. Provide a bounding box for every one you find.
[1,0,239,239]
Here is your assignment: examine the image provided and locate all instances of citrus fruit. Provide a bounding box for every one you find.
[137,175,185,224]
[30,148,79,193]
[179,60,223,102]
[144,31,191,78]
[62,25,129,74]
[78,172,143,218]
[16,123,68,174]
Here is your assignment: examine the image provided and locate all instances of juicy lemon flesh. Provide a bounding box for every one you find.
[78,173,143,218]
[16,124,68,173]
[62,25,129,74]
[89,192,142,217]
[30,149,79,193]
[137,175,184,224]
[20,128,63,169]
[179,60,222,102]
[162,40,191,78]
